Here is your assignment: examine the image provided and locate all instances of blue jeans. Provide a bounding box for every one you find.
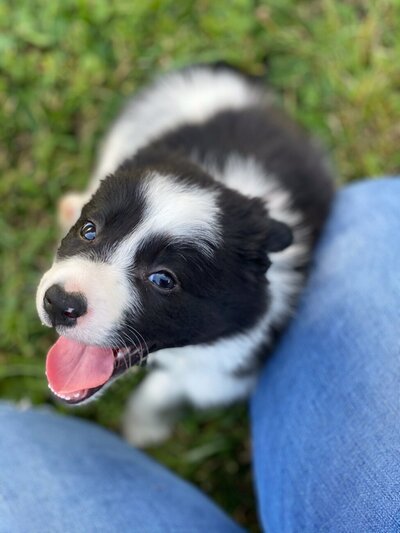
[1,179,399,532]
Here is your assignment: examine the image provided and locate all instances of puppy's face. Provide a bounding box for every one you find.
[36,161,292,404]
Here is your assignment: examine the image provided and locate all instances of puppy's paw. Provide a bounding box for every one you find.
[122,410,173,448]
[58,192,90,231]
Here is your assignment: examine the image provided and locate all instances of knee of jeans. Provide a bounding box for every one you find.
[339,177,400,222]
[287,177,400,340]
[316,177,400,274]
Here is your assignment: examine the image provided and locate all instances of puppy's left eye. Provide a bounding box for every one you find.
[80,221,96,241]
[148,271,176,290]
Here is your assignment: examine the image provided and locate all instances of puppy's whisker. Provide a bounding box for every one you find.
[114,332,134,371]
[124,324,149,365]
[35,64,333,418]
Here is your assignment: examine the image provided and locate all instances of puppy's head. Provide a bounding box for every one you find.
[36,159,292,404]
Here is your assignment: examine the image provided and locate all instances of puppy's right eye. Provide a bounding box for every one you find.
[148,271,176,291]
[80,221,96,241]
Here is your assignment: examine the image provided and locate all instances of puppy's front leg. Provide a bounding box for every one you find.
[122,370,184,448]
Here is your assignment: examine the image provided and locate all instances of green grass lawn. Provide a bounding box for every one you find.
[1,1,400,530]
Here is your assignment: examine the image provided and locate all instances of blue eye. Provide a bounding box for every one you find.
[80,221,96,241]
[148,271,176,290]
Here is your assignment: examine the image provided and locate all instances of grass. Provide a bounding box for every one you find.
[1,1,400,530]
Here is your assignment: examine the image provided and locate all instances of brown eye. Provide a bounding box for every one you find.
[148,271,176,290]
[80,221,96,241]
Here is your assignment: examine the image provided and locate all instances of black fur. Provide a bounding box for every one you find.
[137,105,334,242]
[57,172,147,260]
[53,67,335,384]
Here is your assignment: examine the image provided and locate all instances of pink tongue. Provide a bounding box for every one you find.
[46,336,115,395]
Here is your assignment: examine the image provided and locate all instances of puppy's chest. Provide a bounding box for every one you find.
[150,317,271,377]
[151,346,243,376]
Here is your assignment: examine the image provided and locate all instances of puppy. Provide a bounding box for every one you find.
[36,64,335,446]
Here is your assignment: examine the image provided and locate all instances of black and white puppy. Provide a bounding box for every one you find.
[36,65,334,446]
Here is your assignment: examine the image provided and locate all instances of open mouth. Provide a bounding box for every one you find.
[46,336,151,405]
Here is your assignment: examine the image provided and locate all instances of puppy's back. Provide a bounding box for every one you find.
[90,66,264,190]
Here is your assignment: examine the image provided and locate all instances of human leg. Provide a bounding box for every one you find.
[252,179,400,532]
[0,402,243,533]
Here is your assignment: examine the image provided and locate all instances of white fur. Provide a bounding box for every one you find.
[210,154,310,324]
[36,172,221,344]
[58,192,92,231]
[90,68,265,191]
[58,68,266,225]
[38,67,311,447]
[113,172,221,268]
[124,156,310,447]
[36,257,132,346]
[123,370,182,446]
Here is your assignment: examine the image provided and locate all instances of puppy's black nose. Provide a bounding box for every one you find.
[43,284,87,327]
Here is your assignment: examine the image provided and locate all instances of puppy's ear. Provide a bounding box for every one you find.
[223,194,293,276]
[264,218,293,253]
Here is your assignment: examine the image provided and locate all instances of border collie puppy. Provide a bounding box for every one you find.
[36,65,335,446]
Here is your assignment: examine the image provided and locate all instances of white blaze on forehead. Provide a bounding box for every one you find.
[36,256,134,346]
[112,173,221,267]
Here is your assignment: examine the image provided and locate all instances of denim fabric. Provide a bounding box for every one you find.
[252,178,400,532]
[0,403,243,533]
[1,179,399,532]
